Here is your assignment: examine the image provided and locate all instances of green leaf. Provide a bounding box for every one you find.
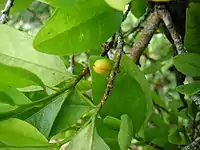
[103,116,121,131]
[0,87,31,113]
[50,90,93,137]
[0,24,72,88]
[168,126,183,145]
[173,53,200,77]
[0,118,49,146]
[131,0,146,18]
[89,55,149,133]
[1,87,31,104]
[104,0,131,10]
[96,118,120,150]
[26,92,68,138]
[33,0,122,55]
[0,63,44,88]
[118,114,133,150]
[67,121,110,150]
[144,114,169,147]
[176,81,200,95]
[185,3,200,54]
[120,55,152,124]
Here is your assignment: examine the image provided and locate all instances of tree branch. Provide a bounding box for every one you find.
[27,8,43,25]
[0,0,14,24]
[131,8,161,65]
[156,4,187,55]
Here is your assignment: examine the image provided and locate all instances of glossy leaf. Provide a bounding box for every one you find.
[0,63,44,88]
[0,24,71,88]
[67,122,110,150]
[50,90,93,137]
[96,118,120,150]
[0,118,48,146]
[103,116,121,131]
[118,114,133,150]
[0,87,31,113]
[173,53,200,77]
[119,55,152,129]
[26,92,68,138]
[176,81,200,95]
[34,0,122,55]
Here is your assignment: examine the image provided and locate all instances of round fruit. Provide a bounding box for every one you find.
[93,59,112,75]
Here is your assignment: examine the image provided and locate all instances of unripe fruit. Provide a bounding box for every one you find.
[93,59,112,75]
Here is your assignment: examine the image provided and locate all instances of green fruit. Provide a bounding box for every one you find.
[93,59,112,75]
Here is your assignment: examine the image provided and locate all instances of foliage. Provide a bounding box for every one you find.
[0,0,199,150]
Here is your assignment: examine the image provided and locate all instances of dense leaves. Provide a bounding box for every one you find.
[0,0,199,150]
[89,55,151,133]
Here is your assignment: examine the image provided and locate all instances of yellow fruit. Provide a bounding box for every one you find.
[93,59,112,75]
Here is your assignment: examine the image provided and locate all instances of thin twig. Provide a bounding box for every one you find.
[122,1,132,22]
[101,34,116,57]
[124,7,150,38]
[156,4,187,55]
[0,0,14,24]
[131,8,161,65]
[101,2,132,58]
[27,8,43,25]
[97,32,124,107]
[68,55,75,74]
[97,2,132,107]
[153,102,170,114]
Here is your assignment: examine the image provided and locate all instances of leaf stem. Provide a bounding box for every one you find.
[0,67,89,120]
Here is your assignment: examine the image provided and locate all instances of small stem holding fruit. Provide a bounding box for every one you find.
[97,31,124,108]
[97,2,131,109]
